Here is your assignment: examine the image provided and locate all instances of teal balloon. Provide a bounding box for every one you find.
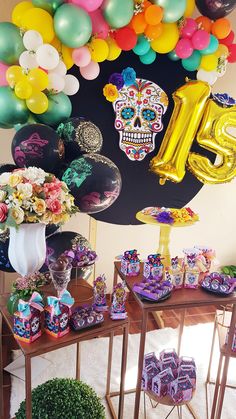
[32,0,64,15]
[0,22,24,65]
[182,50,201,71]
[133,36,150,56]
[54,4,92,48]
[102,0,134,29]
[36,93,72,127]
[168,50,180,61]
[154,0,186,23]
[0,87,29,127]
[139,49,156,65]
[14,114,38,131]
[200,35,219,56]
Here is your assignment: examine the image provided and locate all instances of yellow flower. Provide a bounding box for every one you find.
[17,183,33,199]
[52,213,63,224]
[33,198,46,215]
[26,214,38,223]
[160,92,169,108]
[41,212,53,224]
[11,207,24,224]
[60,213,70,224]
[103,83,119,102]
[9,174,23,187]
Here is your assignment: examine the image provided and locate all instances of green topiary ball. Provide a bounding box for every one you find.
[16,378,105,419]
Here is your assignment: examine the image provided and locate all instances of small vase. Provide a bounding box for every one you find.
[8,223,46,277]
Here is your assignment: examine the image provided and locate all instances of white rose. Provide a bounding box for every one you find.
[0,190,6,202]
[23,167,46,185]
[0,172,10,186]
[11,207,25,224]
[17,183,33,199]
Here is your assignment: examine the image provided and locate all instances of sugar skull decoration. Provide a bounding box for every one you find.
[103,67,168,162]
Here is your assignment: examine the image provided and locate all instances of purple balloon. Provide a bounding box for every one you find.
[196,0,236,20]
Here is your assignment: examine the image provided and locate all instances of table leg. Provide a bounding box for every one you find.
[134,310,148,419]
[177,309,186,356]
[118,325,129,419]
[76,342,80,380]
[152,311,164,329]
[25,356,32,419]
[106,332,114,396]
[210,353,223,419]
[206,317,217,384]
[0,312,3,419]
[215,304,236,419]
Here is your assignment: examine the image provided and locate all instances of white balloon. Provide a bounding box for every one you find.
[23,30,43,51]
[19,51,38,70]
[48,73,65,94]
[63,75,80,95]
[197,69,218,86]
[36,44,59,71]
[49,60,67,77]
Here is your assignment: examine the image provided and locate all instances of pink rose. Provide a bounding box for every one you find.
[0,203,8,222]
[46,199,62,214]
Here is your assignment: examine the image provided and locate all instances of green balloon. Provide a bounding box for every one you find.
[54,4,92,48]
[0,22,25,65]
[14,114,38,131]
[133,35,150,56]
[36,93,72,127]
[32,0,64,15]
[102,0,134,29]
[155,0,186,23]
[140,49,156,65]
[168,50,180,61]
[0,87,29,127]
[182,50,201,71]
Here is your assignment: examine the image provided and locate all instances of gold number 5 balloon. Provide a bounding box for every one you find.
[150,80,236,185]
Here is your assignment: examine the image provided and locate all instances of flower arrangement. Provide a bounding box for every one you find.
[141,207,199,225]
[12,272,50,300]
[0,167,78,230]
[103,67,136,102]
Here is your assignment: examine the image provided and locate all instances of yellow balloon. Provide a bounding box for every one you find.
[215,44,229,58]
[88,39,109,63]
[27,68,49,91]
[26,89,49,114]
[188,100,236,184]
[151,23,179,54]
[200,54,218,71]
[12,1,34,27]
[106,37,122,61]
[6,65,25,88]
[150,80,211,184]
[15,80,33,99]
[21,8,55,43]
[184,0,195,18]
[61,45,74,69]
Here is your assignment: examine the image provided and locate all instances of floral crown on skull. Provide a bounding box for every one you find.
[103,67,168,162]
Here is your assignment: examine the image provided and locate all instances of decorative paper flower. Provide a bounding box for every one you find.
[121,107,135,119]
[108,73,124,90]
[143,109,156,121]
[156,211,174,224]
[103,83,119,102]
[212,93,236,107]
[121,67,136,86]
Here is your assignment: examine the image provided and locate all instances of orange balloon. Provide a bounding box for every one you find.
[143,0,152,8]
[131,13,147,34]
[211,18,231,40]
[145,23,163,40]
[195,16,212,33]
[145,5,163,26]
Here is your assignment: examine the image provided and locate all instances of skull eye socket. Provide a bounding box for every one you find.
[121,107,135,120]
[142,109,156,121]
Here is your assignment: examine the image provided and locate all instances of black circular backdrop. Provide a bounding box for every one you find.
[69,51,214,225]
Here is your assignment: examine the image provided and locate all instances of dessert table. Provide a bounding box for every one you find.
[114,261,236,419]
[0,279,129,419]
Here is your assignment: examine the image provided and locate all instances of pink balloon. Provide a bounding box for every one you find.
[181,18,198,39]
[80,60,100,80]
[0,61,9,86]
[90,9,109,40]
[72,46,91,67]
[192,30,210,51]
[70,0,103,12]
[175,39,193,59]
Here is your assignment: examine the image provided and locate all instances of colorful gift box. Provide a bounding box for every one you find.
[170,376,193,403]
[183,249,201,289]
[167,257,185,289]
[178,365,196,389]
[120,249,140,276]
[13,292,44,343]
[144,254,164,279]
[93,274,108,312]
[152,368,175,397]
[141,352,161,390]
[44,290,74,338]
[110,282,127,320]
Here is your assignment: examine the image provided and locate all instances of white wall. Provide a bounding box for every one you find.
[1,1,236,291]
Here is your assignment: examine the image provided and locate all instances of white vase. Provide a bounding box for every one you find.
[8,223,46,277]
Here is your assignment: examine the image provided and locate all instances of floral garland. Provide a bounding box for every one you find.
[103,67,136,102]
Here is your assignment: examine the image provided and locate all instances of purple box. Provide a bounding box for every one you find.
[142,352,160,391]
[178,365,196,389]
[184,270,200,289]
[152,368,175,397]
[160,348,178,362]
[170,376,193,403]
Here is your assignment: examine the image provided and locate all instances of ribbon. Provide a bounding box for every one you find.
[18,292,44,319]
[47,290,74,318]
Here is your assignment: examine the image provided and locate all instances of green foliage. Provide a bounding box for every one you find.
[221,265,236,278]
[16,378,106,419]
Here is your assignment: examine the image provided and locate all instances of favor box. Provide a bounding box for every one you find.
[121,258,140,277]
[170,376,193,403]
[142,352,160,391]
[160,348,178,363]
[178,365,196,389]
[168,270,184,289]
[144,263,163,280]
[14,307,42,344]
[152,368,175,397]
[44,304,70,338]
[184,270,201,289]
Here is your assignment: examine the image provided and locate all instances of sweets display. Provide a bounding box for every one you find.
[133,277,173,302]
[63,245,97,268]
[201,272,236,295]
[70,306,104,331]
[140,207,199,225]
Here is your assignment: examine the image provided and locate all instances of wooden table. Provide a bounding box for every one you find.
[0,279,129,419]
[114,261,236,419]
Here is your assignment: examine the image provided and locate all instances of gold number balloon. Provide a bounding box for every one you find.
[188,99,236,183]
[150,80,211,184]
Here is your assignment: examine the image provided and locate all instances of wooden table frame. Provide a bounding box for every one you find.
[0,280,129,419]
[114,261,236,419]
